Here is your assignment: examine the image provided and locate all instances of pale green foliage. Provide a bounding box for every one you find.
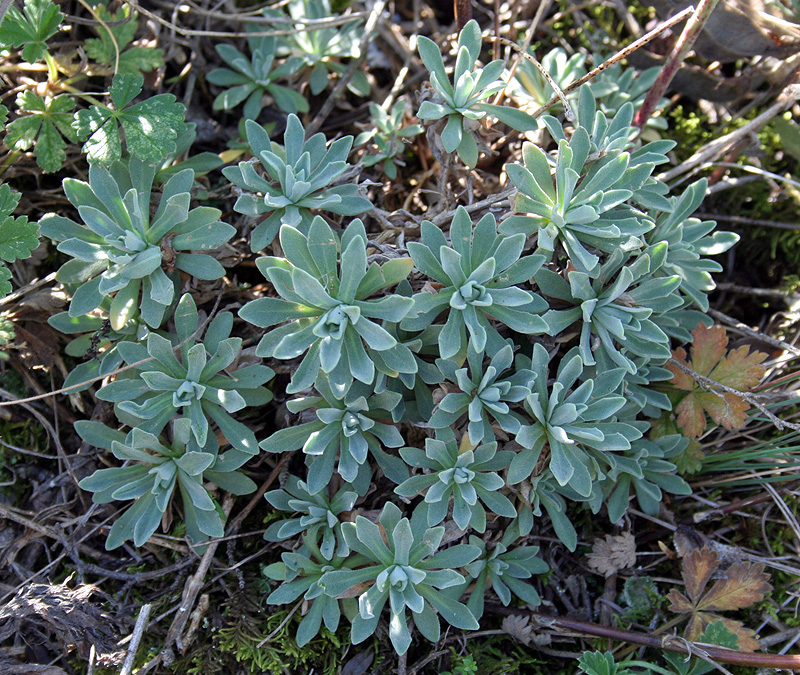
[537,249,684,373]
[402,206,548,360]
[96,294,273,455]
[264,474,358,559]
[428,345,534,445]
[460,536,548,618]
[509,344,642,499]
[355,100,424,178]
[224,116,372,251]
[39,157,234,329]
[272,0,370,96]
[262,548,359,647]
[260,376,406,495]
[319,502,480,654]
[417,19,537,167]
[207,27,308,119]
[240,217,415,396]
[511,47,586,110]
[394,430,515,532]
[77,417,257,549]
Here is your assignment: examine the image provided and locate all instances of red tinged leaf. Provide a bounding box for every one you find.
[666,546,772,651]
[667,324,767,438]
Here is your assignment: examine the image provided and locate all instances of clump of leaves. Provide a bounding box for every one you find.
[508,343,641,499]
[428,344,533,445]
[223,116,372,251]
[260,376,406,495]
[666,323,767,438]
[666,546,772,650]
[84,5,164,76]
[207,27,308,119]
[401,206,547,360]
[356,100,424,179]
[39,158,234,329]
[319,501,480,654]
[96,294,273,455]
[262,547,359,647]
[394,430,515,532]
[460,536,548,618]
[73,73,188,165]
[5,92,79,172]
[264,474,358,559]
[77,417,257,549]
[0,184,39,297]
[239,217,415,397]
[417,19,537,167]
[274,0,369,96]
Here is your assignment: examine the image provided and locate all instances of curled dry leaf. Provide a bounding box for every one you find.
[586,532,636,577]
[666,546,772,651]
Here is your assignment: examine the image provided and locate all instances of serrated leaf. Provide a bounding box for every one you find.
[83,6,163,76]
[6,92,77,172]
[0,0,63,64]
[699,620,740,649]
[0,186,38,263]
[667,324,767,438]
[74,73,187,165]
[667,546,771,651]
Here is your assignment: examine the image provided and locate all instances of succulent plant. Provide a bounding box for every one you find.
[402,206,548,360]
[429,344,533,445]
[223,116,372,251]
[39,158,235,329]
[260,376,407,495]
[416,19,537,167]
[206,27,308,119]
[239,217,415,397]
[262,548,360,646]
[264,474,358,559]
[96,294,273,455]
[537,248,684,374]
[461,536,548,618]
[508,344,642,499]
[77,417,256,549]
[394,430,516,532]
[355,100,424,179]
[319,502,481,654]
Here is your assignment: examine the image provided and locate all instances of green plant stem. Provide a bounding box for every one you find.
[43,51,59,83]
[59,83,107,107]
[634,0,721,129]
[490,606,800,669]
[0,150,21,178]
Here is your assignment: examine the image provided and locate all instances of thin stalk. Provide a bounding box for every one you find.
[634,0,721,129]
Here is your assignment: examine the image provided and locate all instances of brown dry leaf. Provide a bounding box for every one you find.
[502,614,533,646]
[667,324,767,438]
[666,546,772,650]
[586,532,636,577]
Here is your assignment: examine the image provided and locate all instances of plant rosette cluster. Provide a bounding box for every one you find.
[77,417,256,549]
[224,116,372,251]
[240,216,416,397]
[40,158,234,329]
[96,294,273,455]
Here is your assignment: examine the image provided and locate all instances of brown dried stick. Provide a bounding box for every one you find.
[530,5,695,118]
[634,0,721,128]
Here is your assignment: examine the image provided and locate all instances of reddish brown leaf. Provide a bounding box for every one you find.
[667,588,694,614]
[697,561,772,612]
[668,324,767,438]
[682,547,719,604]
[691,324,729,377]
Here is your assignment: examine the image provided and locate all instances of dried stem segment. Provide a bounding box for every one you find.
[634,0,721,129]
